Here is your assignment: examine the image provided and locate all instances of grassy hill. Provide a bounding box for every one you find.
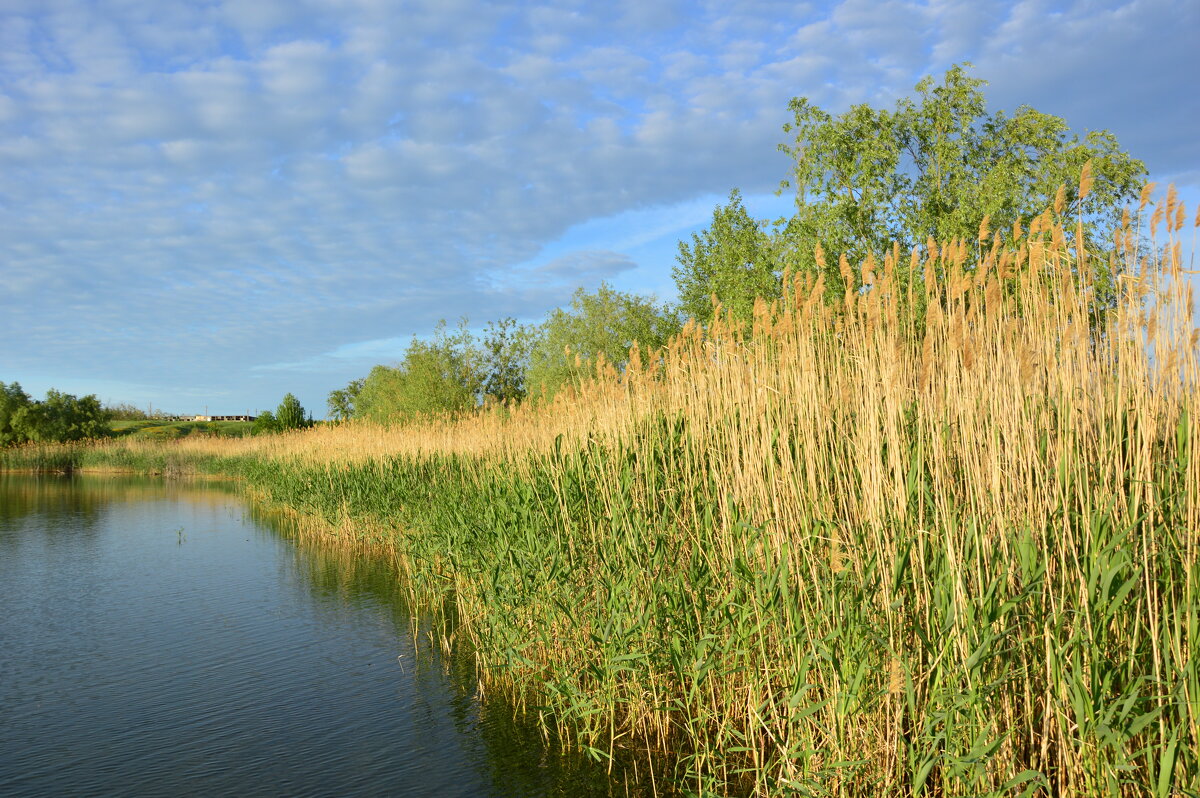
[109,419,253,440]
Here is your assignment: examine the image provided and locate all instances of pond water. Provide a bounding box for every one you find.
[0,474,622,797]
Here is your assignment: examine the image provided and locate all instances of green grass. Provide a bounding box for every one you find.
[109,419,253,440]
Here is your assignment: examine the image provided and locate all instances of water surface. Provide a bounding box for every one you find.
[0,473,620,796]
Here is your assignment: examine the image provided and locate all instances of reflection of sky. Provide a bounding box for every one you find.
[0,0,1195,416]
[0,474,619,796]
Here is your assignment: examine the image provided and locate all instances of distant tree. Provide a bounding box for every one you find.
[353,320,483,424]
[776,64,1147,298]
[276,394,308,431]
[0,381,33,446]
[480,317,532,405]
[251,410,281,436]
[397,321,481,418]
[10,389,109,443]
[353,365,408,423]
[526,283,680,400]
[103,403,150,421]
[673,189,779,326]
[327,379,364,422]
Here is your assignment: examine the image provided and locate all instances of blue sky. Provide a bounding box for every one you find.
[1,0,1196,417]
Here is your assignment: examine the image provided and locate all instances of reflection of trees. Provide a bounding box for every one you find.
[0,474,102,531]
[0,473,240,546]
[258,507,648,797]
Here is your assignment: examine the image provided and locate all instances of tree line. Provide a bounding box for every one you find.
[329,65,1146,424]
[0,384,317,444]
[0,382,110,445]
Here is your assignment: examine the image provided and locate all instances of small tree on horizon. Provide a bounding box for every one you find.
[481,317,532,405]
[525,283,679,401]
[673,189,778,326]
[327,379,364,422]
[276,394,308,431]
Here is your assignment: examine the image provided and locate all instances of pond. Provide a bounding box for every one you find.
[0,473,624,797]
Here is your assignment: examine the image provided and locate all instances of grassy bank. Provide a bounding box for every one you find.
[3,201,1197,796]
[109,419,253,440]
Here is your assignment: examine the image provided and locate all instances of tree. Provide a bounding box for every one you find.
[327,379,364,422]
[526,283,680,400]
[9,389,109,443]
[395,320,482,418]
[0,381,33,446]
[673,189,779,326]
[276,394,308,431]
[252,410,281,436]
[353,365,408,423]
[480,317,532,405]
[353,320,483,424]
[103,402,151,421]
[777,64,1147,297]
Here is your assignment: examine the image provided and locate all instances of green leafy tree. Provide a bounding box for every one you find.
[327,379,364,421]
[480,317,532,405]
[276,393,308,431]
[103,402,151,421]
[0,381,33,446]
[353,365,407,423]
[526,283,680,400]
[673,189,779,325]
[354,320,483,424]
[252,410,281,436]
[777,64,1147,297]
[397,320,481,418]
[10,389,109,443]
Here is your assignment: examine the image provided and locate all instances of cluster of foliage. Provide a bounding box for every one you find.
[0,382,111,445]
[252,393,313,435]
[678,64,1146,321]
[331,64,1146,425]
[353,320,486,424]
[103,402,155,421]
[330,293,678,424]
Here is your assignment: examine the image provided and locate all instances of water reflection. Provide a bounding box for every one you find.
[0,473,636,797]
[258,506,638,798]
[0,472,239,531]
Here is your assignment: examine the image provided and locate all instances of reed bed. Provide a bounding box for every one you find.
[7,187,1197,796]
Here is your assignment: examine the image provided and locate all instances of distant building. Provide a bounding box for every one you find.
[192,415,256,422]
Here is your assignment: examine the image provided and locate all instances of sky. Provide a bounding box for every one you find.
[1,0,1197,417]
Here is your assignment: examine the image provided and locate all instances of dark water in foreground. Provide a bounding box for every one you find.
[0,474,620,797]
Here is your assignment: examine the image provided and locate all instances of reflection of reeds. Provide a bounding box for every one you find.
[0,473,240,527]
[4,189,1197,796]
